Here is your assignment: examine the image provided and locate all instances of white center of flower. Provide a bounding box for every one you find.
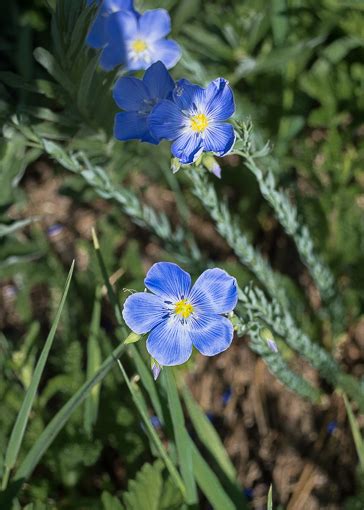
[190,113,209,133]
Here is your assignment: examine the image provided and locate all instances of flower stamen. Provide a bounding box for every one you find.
[190,113,209,133]
[132,39,148,53]
[174,299,194,318]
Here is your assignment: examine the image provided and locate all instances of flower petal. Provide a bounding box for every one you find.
[203,123,236,156]
[147,316,192,366]
[114,111,158,144]
[173,79,205,112]
[189,268,238,314]
[171,132,203,164]
[144,262,191,301]
[189,314,234,356]
[148,100,185,141]
[150,40,181,70]
[140,9,171,41]
[143,61,175,100]
[113,76,149,111]
[122,292,167,334]
[205,78,235,121]
[110,10,138,40]
[86,10,107,49]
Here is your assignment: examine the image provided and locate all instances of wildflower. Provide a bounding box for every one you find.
[96,7,181,71]
[86,0,135,67]
[122,262,238,366]
[259,327,278,353]
[148,78,235,164]
[113,61,174,143]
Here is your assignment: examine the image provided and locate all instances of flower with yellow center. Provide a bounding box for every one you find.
[190,113,209,133]
[174,299,194,319]
[132,39,148,54]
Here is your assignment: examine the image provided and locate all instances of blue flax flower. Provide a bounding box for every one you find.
[122,262,238,366]
[110,8,181,71]
[113,61,174,143]
[86,1,135,61]
[149,78,236,164]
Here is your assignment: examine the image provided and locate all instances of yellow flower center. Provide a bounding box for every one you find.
[190,113,209,133]
[174,299,194,319]
[132,39,148,53]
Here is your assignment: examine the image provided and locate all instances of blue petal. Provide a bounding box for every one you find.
[203,123,236,156]
[86,10,107,49]
[139,9,171,41]
[113,76,149,110]
[147,316,192,366]
[173,79,205,112]
[205,78,235,121]
[110,10,138,41]
[122,292,167,334]
[148,100,185,141]
[189,268,238,314]
[105,0,135,12]
[171,132,203,164]
[144,262,191,302]
[143,61,175,100]
[189,314,234,356]
[151,40,182,70]
[114,111,158,144]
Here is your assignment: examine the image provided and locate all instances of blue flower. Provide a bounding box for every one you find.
[148,78,236,164]
[113,61,175,144]
[108,9,181,71]
[122,262,238,366]
[86,0,135,52]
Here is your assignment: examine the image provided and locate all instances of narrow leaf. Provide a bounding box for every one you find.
[2,261,74,488]
[164,369,198,505]
[343,393,364,473]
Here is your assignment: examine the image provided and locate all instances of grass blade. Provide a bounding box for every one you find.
[267,485,273,510]
[164,369,198,505]
[343,393,364,473]
[14,337,130,482]
[190,442,235,510]
[116,360,186,497]
[2,261,75,490]
[182,385,236,481]
[84,286,102,436]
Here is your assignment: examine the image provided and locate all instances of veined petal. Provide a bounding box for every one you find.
[189,268,238,314]
[143,61,175,100]
[148,100,185,141]
[151,40,181,70]
[173,79,205,112]
[147,316,192,366]
[203,123,236,156]
[205,78,235,121]
[113,76,149,110]
[189,314,234,356]
[140,9,171,41]
[171,132,203,164]
[114,111,157,144]
[122,292,167,334]
[144,262,191,301]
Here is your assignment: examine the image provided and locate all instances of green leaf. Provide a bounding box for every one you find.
[0,218,39,239]
[33,47,74,95]
[164,369,198,505]
[84,286,102,436]
[123,461,183,510]
[101,491,125,510]
[190,442,236,510]
[343,393,364,473]
[116,360,185,498]
[182,386,236,481]
[2,261,74,490]
[267,485,273,510]
[14,337,129,482]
